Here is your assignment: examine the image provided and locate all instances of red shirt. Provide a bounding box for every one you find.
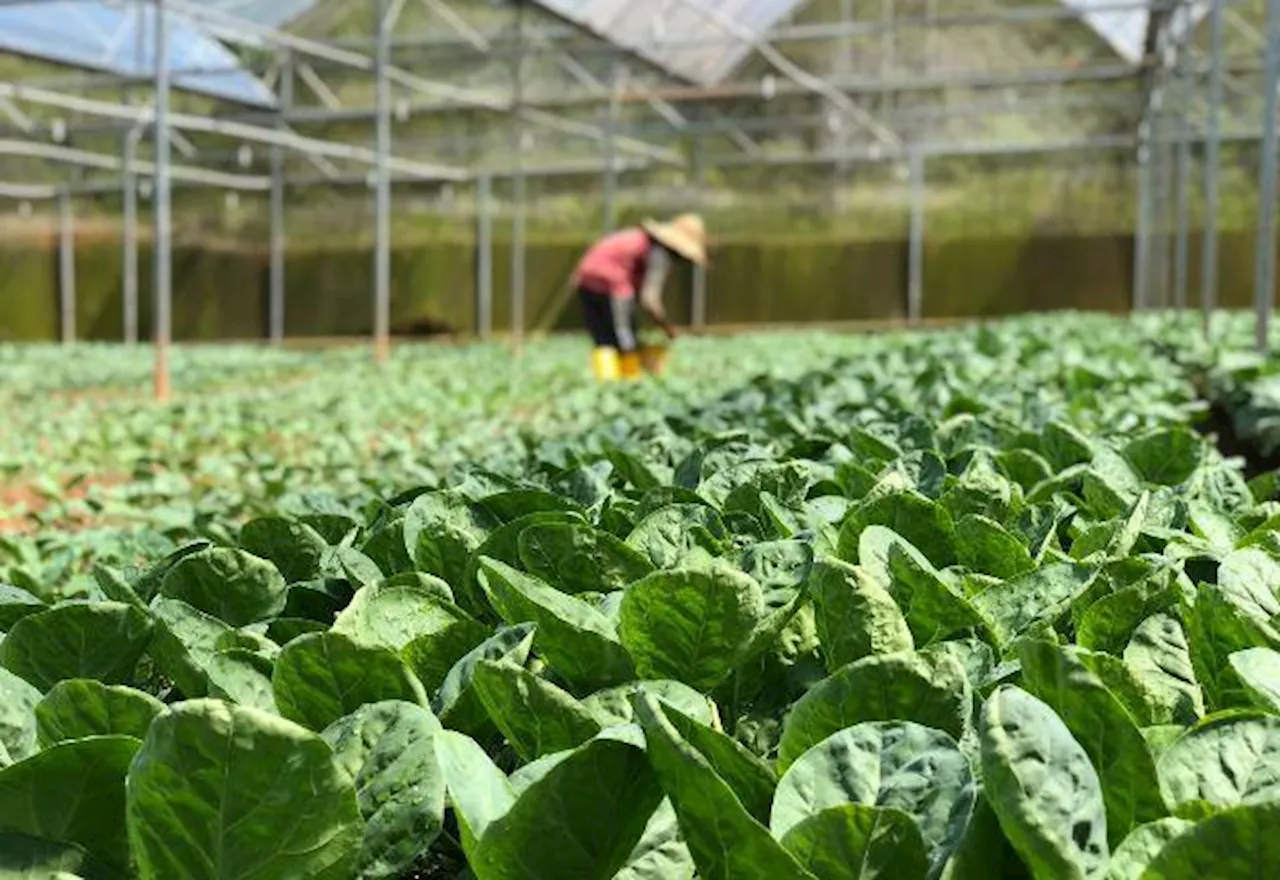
[573,228,651,299]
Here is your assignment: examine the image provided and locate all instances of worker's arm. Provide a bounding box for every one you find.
[638,245,677,339]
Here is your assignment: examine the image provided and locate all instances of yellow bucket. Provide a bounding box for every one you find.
[640,344,669,376]
[591,346,620,382]
[619,350,643,379]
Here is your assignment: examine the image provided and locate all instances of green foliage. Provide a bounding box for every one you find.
[4,312,1280,877]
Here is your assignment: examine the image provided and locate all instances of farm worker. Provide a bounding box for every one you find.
[572,213,708,381]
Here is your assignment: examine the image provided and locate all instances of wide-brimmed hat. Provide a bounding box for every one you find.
[642,213,708,267]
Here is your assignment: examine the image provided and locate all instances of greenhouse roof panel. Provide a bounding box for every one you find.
[0,1,276,108]
[533,0,805,85]
[202,0,320,28]
[1058,0,1210,64]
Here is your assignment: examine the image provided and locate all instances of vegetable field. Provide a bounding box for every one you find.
[5,313,1280,879]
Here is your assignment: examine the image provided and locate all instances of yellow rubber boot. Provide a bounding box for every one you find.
[591,346,621,382]
[619,350,643,379]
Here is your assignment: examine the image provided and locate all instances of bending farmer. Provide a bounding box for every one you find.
[572,213,708,380]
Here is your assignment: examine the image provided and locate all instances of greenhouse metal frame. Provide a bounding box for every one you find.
[0,0,1274,395]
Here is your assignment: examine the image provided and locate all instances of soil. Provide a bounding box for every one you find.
[0,472,131,534]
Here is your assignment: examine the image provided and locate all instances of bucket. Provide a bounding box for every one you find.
[619,350,643,379]
[640,344,669,376]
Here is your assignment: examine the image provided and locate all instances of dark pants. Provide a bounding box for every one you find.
[579,288,638,352]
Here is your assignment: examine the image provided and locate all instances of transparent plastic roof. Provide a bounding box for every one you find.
[0,1,276,108]
[1060,0,1209,64]
[533,0,804,86]
[203,0,319,28]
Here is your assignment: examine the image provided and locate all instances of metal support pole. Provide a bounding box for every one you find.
[269,54,293,345]
[154,0,172,400]
[1255,0,1280,351]
[58,188,75,344]
[1173,73,1192,311]
[1134,134,1153,311]
[880,0,895,115]
[691,136,708,329]
[373,0,393,364]
[510,0,527,354]
[1154,105,1174,310]
[1203,0,1225,332]
[123,129,139,345]
[602,63,622,233]
[477,173,493,338]
[907,147,925,324]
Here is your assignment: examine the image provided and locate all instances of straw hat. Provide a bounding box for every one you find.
[642,213,708,267]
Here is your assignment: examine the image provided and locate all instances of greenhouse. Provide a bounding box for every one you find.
[3,2,1280,879]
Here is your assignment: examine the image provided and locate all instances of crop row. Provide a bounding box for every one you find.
[2,313,1280,878]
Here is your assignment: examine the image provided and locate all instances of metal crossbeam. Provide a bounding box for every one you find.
[0,138,269,188]
[156,0,680,165]
[0,81,469,180]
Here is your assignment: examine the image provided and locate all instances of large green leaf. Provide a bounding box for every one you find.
[126,700,362,880]
[771,721,975,879]
[883,542,995,646]
[1077,577,1180,656]
[1184,583,1280,711]
[0,602,153,691]
[203,648,277,712]
[956,514,1035,579]
[1138,802,1280,878]
[146,598,233,699]
[469,734,666,880]
[34,680,164,747]
[618,563,765,691]
[1104,818,1193,880]
[971,563,1097,645]
[809,558,913,673]
[1018,640,1167,844]
[0,832,86,878]
[432,729,515,849]
[159,548,287,627]
[1227,647,1280,713]
[656,698,777,825]
[1156,713,1280,817]
[979,685,1110,880]
[0,667,40,767]
[838,489,957,569]
[778,651,971,773]
[470,660,602,760]
[462,512,584,615]
[1217,547,1280,614]
[332,579,472,652]
[581,680,717,729]
[614,799,696,880]
[517,521,655,593]
[633,693,815,880]
[400,616,491,695]
[777,804,930,880]
[1123,613,1204,724]
[0,736,140,878]
[321,701,445,880]
[238,516,329,584]
[477,557,635,691]
[626,503,733,569]
[0,583,45,630]
[402,490,497,588]
[435,623,536,738]
[273,632,428,731]
[1122,427,1203,487]
[476,488,583,524]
